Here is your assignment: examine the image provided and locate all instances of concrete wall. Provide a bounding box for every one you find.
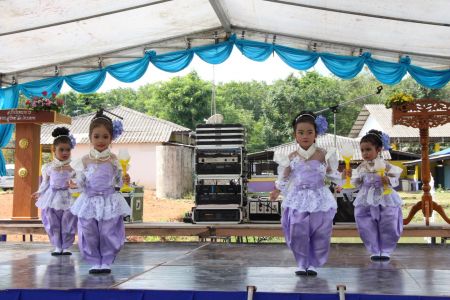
[156,145,193,199]
[71,143,157,188]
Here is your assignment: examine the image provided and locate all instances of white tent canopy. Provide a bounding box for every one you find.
[1,0,449,85]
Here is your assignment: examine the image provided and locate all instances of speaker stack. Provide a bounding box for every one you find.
[191,123,247,223]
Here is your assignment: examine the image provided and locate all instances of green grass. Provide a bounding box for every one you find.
[400,190,450,224]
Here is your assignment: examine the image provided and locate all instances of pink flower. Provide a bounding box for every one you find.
[25,100,31,105]
[51,92,56,98]
[56,98,64,106]
[42,91,48,96]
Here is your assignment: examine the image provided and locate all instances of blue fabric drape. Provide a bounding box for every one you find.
[20,77,64,99]
[0,33,449,173]
[320,52,368,80]
[408,64,450,89]
[107,53,152,83]
[0,86,19,175]
[365,55,409,85]
[65,69,106,93]
[195,36,235,65]
[274,45,319,70]
[151,50,194,72]
[2,34,448,98]
[235,38,274,62]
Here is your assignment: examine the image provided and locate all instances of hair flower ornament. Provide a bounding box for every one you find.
[381,132,391,150]
[69,134,77,149]
[315,115,328,135]
[112,120,123,140]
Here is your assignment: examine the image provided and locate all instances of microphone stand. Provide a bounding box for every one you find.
[315,86,383,148]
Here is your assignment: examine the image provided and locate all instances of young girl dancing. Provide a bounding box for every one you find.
[270,111,341,276]
[350,129,403,261]
[33,127,77,256]
[70,110,131,274]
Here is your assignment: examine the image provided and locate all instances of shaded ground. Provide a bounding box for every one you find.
[0,189,194,241]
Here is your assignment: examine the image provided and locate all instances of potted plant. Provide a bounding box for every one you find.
[24,91,64,113]
[385,92,414,110]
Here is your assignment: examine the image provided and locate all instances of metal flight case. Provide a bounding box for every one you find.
[192,123,247,224]
[195,123,245,149]
[122,186,144,223]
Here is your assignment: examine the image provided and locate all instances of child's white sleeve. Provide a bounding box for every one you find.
[36,164,50,193]
[325,148,342,184]
[71,158,86,189]
[350,165,363,187]
[386,162,402,188]
[273,151,291,195]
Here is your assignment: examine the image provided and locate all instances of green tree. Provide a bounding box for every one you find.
[261,72,346,147]
[145,71,211,129]
[214,81,268,152]
[216,81,268,120]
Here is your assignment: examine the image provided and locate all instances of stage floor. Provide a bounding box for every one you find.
[0,242,449,296]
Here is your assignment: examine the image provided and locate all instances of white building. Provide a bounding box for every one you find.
[41,106,194,198]
[349,104,450,143]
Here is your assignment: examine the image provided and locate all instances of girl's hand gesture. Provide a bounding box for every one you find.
[68,180,78,189]
[343,168,352,178]
[269,189,280,201]
[381,176,390,185]
[31,192,39,201]
[123,173,130,185]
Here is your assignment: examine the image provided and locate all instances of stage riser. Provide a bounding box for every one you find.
[1,222,449,238]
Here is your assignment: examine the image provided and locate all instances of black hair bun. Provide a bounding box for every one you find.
[52,127,70,138]
[94,109,112,122]
[292,111,317,128]
[367,129,382,137]
[299,110,316,119]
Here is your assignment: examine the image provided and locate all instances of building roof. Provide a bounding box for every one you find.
[267,134,391,161]
[41,106,191,145]
[348,104,450,141]
[403,153,450,166]
[431,147,450,156]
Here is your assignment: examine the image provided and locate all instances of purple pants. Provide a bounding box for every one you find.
[41,208,77,250]
[77,216,125,265]
[282,207,336,269]
[355,205,403,255]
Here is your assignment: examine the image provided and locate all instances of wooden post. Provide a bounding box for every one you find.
[0,109,71,220]
[12,124,41,219]
[393,99,450,225]
[419,128,432,225]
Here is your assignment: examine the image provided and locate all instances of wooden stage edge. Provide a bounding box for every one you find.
[1,221,450,238]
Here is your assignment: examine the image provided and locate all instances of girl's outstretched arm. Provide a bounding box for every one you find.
[272,151,293,199]
[325,148,343,184]
[33,164,50,199]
